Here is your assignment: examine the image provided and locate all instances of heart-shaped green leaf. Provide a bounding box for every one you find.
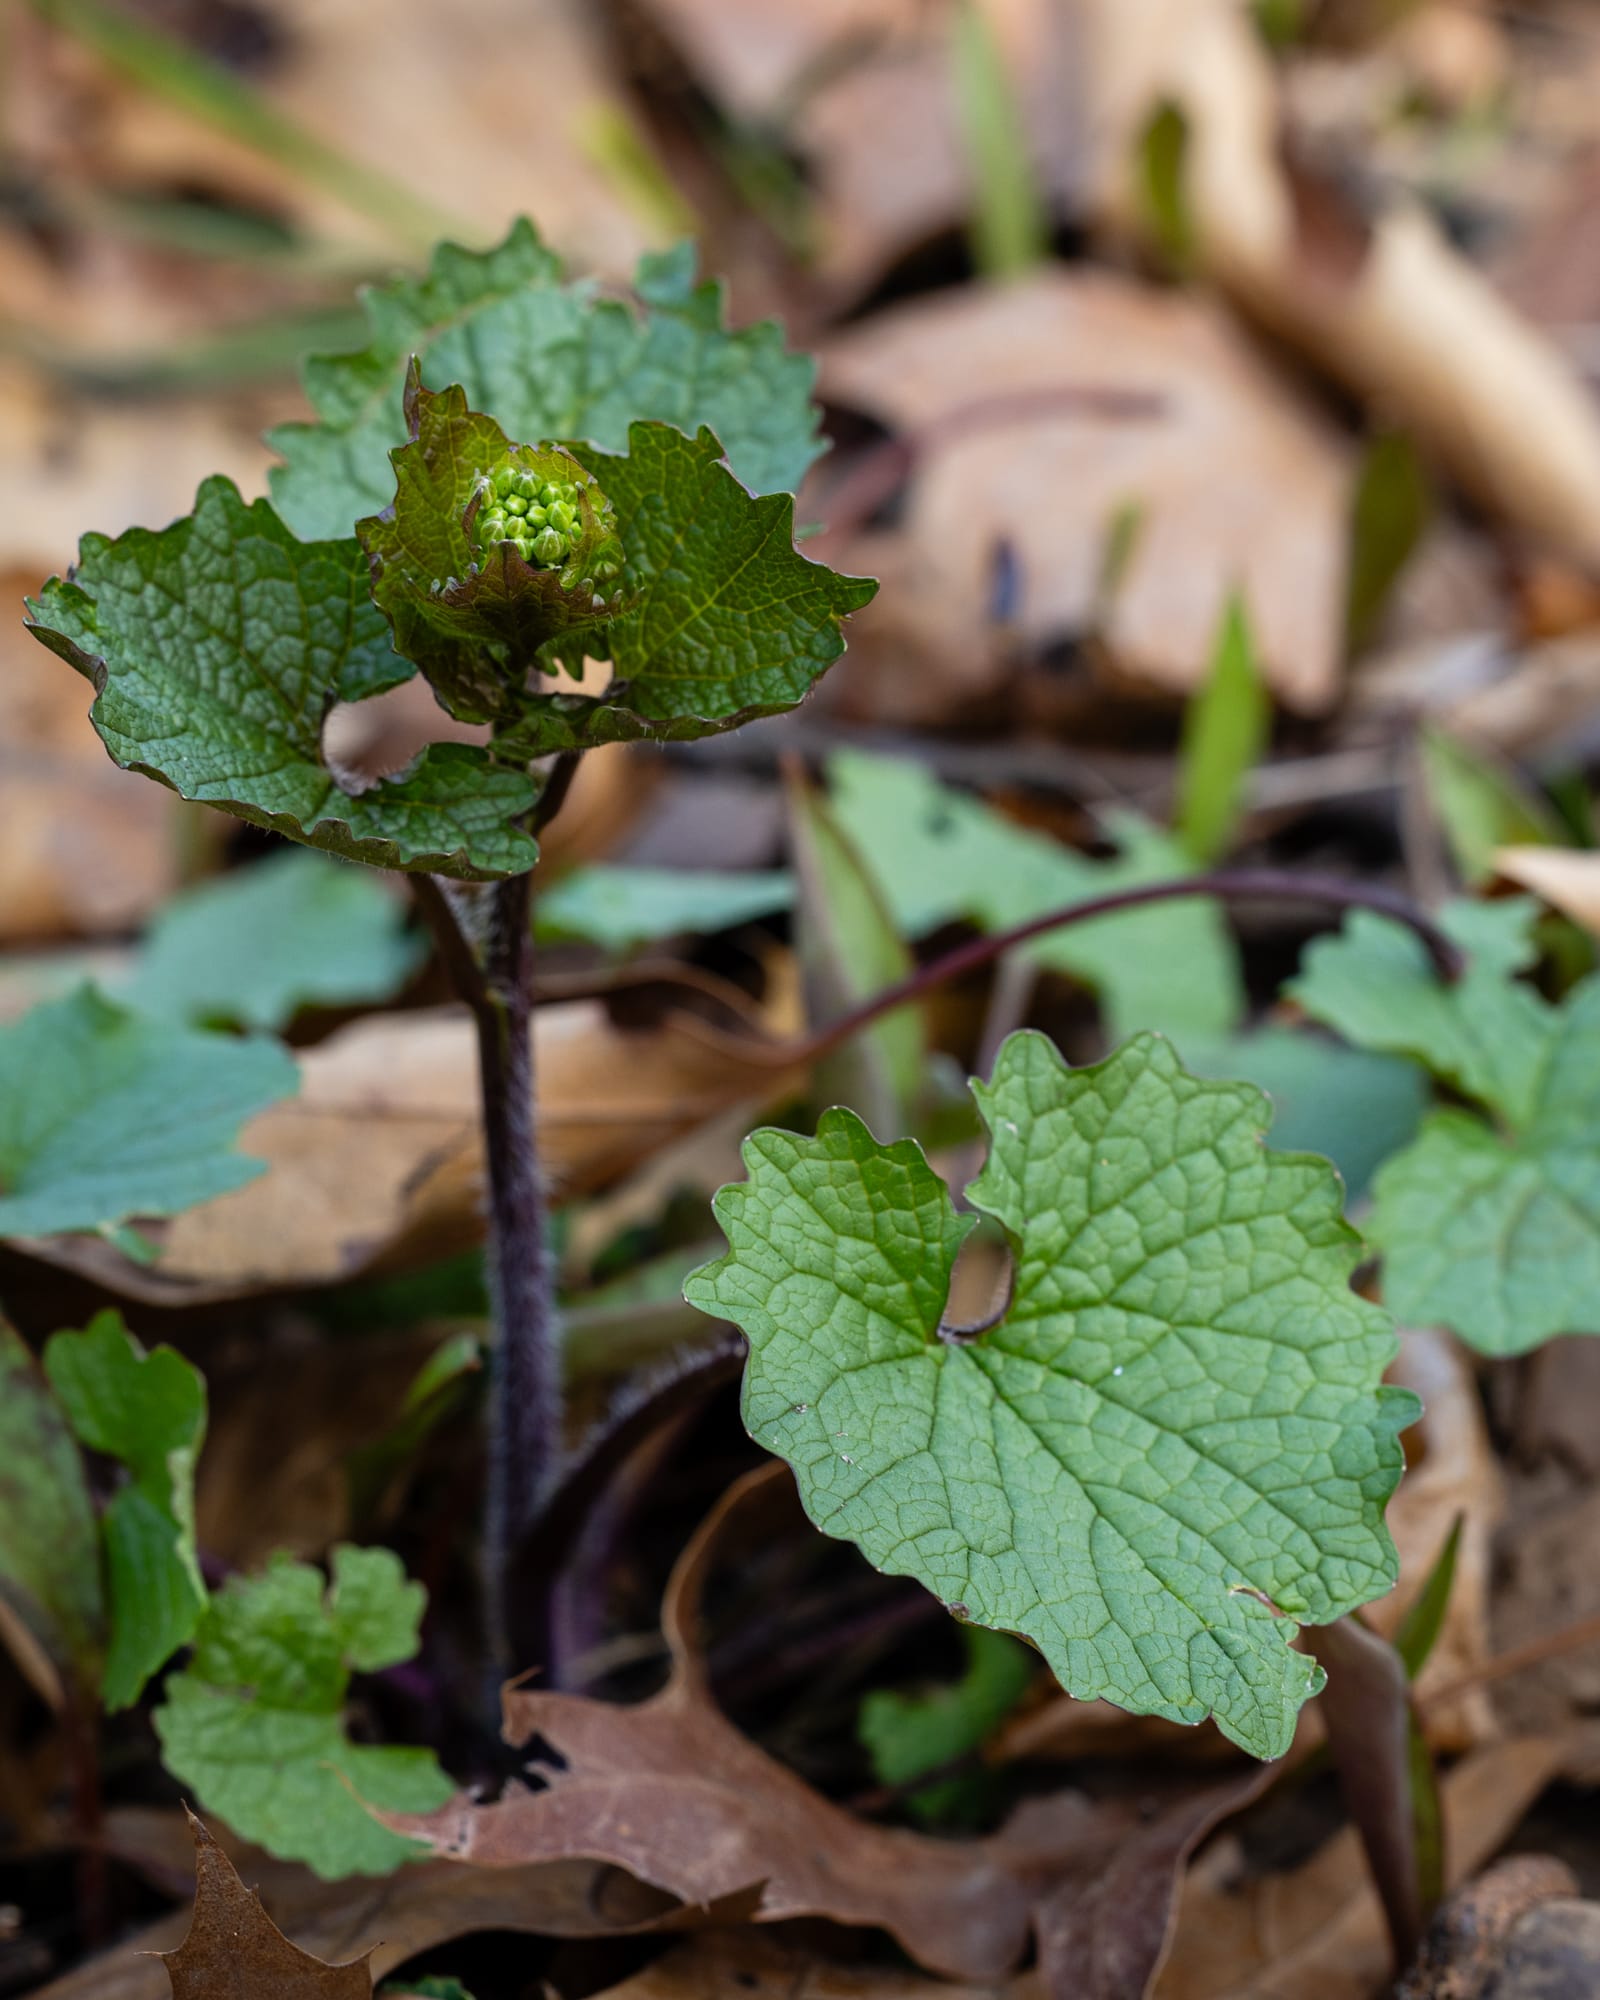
[25,480,539,879]
[269,221,825,540]
[1296,899,1600,1353]
[491,423,876,758]
[686,1030,1415,1759]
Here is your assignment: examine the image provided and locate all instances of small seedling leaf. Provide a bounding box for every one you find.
[45,1310,207,1708]
[154,1546,452,1878]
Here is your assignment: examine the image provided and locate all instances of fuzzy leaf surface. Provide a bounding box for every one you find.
[0,987,296,1241]
[1295,901,1600,1352]
[687,1031,1414,1759]
[24,480,538,879]
[269,221,824,540]
[827,750,1242,1039]
[126,851,422,1032]
[0,1318,103,1703]
[492,424,876,757]
[45,1311,207,1709]
[154,1546,451,1878]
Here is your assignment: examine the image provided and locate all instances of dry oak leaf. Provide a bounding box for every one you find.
[1152,1726,1600,2000]
[162,1810,371,2000]
[16,983,801,1304]
[587,1927,1011,2000]
[380,1465,1122,1984]
[821,272,1350,713]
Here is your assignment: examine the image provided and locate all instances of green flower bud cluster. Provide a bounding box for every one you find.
[473,460,618,576]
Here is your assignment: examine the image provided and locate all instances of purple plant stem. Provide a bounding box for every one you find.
[474,867,560,1668]
[789,867,1464,1070]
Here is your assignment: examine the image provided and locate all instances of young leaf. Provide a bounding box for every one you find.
[1346,432,1430,654]
[827,750,1243,1039]
[859,1626,1035,1824]
[163,1809,373,1999]
[1295,901,1600,1353]
[358,375,625,724]
[1174,597,1270,866]
[1419,726,1563,887]
[125,850,422,1032]
[268,220,825,541]
[44,1311,207,1710]
[534,865,793,955]
[24,480,539,880]
[0,1317,104,1705]
[686,1031,1415,1759]
[154,1545,451,1878]
[0,986,296,1241]
[492,424,876,758]
[787,765,922,1140]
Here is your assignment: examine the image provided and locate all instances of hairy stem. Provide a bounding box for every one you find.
[475,868,559,1669]
[789,867,1464,1069]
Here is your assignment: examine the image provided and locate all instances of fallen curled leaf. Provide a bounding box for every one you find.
[586,1926,1012,2000]
[821,272,1351,713]
[1076,0,1600,572]
[35,1803,680,2000]
[161,1810,372,2000]
[17,980,802,1304]
[379,1464,1129,1984]
[1152,1727,1600,2000]
[1373,1329,1502,1750]
[1493,846,1600,939]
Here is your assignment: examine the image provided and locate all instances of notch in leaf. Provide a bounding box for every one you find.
[687,1029,1417,1760]
[357,366,628,726]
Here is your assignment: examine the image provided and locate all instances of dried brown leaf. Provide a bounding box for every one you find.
[18,984,801,1304]
[380,1465,1125,1984]
[1153,1728,1600,2000]
[1492,847,1600,939]
[821,273,1351,714]
[588,1927,1015,2000]
[1078,0,1600,573]
[161,1811,372,2000]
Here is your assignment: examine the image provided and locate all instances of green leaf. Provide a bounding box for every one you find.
[44,1310,207,1708]
[1419,726,1564,887]
[1295,900,1600,1353]
[154,1545,452,1878]
[686,1030,1414,1759]
[24,479,539,880]
[0,986,297,1241]
[1290,898,1547,1121]
[1182,1026,1427,1202]
[787,766,922,1139]
[493,424,876,758]
[1395,1517,1462,1682]
[859,1626,1034,1824]
[534,865,793,954]
[124,850,422,1032]
[827,750,1243,1039]
[1174,597,1270,866]
[1346,432,1429,654]
[358,373,625,725]
[0,1318,104,1704]
[951,0,1049,280]
[268,220,826,541]
[1137,100,1195,276]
